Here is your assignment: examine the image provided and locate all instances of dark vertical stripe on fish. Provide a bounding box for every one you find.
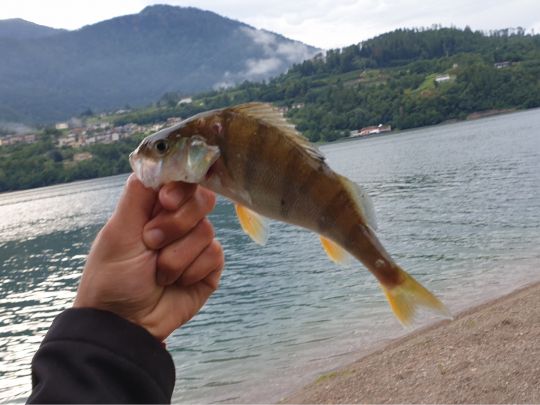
[279,147,302,218]
[317,188,350,231]
[243,123,267,191]
[286,165,323,219]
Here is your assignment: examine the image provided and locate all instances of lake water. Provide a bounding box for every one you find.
[1,109,540,403]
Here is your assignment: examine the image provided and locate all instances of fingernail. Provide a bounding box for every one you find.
[166,186,185,207]
[145,228,165,249]
[156,271,169,286]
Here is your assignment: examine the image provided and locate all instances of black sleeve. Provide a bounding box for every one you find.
[27,308,175,404]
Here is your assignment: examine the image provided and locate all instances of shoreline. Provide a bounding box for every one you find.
[2,107,539,195]
[333,107,530,146]
[282,280,540,404]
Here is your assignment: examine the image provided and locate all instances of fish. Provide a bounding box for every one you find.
[129,102,450,326]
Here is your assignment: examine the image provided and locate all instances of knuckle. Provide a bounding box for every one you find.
[209,240,224,267]
[199,188,216,212]
[173,208,196,233]
[206,191,217,210]
[157,249,186,275]
[207,269,222,291]
[198,218,215,240]
[210,238,223,255]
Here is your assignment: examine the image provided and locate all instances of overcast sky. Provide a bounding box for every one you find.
[1,0,539,49]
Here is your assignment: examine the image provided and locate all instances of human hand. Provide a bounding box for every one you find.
[74,175,224,341]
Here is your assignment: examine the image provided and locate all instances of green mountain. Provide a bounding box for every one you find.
[0,5,318,123]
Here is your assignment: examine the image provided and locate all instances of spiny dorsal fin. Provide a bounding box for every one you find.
[338,175,378,231]
[234,203,270,246]
[229,103,325,162]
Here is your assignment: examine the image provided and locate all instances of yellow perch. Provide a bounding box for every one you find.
[130,103,450,326]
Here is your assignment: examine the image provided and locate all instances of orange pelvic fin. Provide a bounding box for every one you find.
[234,204,269,246]
[320,236,355,266]
[381,267,452,327]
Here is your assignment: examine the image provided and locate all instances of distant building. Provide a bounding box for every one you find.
[353,124,392,137]
[435,74,451,83]
[23,134,37,143]
[178,97,193,105]
[58,134,79,147]
[55,122,68,130]
[68,118,83,129]
[494,61,511,69]
[166,117,183,126]
[0,133,38,146]
[73,152,93,162]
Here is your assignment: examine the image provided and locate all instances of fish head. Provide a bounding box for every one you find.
[130,123,220,189]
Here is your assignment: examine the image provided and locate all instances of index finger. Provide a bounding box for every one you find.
[143,187,216,250]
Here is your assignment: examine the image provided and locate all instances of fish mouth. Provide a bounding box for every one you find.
[129,152,163,190]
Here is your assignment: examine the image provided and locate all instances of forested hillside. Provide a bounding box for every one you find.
[119,26,538,142]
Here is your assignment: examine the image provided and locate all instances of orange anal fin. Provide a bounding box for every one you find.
[320,236,355,266]
[234,204,269,246]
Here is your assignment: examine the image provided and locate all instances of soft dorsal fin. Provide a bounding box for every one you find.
[234,203,270,246]
[338,175,378,230]
[229,103,325,162]
[320,236,355,266]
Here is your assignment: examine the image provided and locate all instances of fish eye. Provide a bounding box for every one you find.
[154,140,168,154]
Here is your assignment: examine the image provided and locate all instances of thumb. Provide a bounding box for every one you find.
[110,174,158,234]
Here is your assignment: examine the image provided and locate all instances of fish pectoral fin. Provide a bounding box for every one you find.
[320,236,355,266]
[381,267,452,327]
[235,204,269,246]
[339,175,378,231]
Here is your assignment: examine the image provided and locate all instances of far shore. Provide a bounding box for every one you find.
[2,107,538,196]
[282,280,540,404]
[334,107,524,146]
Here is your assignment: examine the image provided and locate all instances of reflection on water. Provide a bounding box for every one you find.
[1,109,540,403]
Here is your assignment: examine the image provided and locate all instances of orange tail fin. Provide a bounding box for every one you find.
[381,267,451,326]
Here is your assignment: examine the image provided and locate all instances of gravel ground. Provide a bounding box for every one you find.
[282,281,540,404]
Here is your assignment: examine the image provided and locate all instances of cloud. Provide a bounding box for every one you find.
[241,26,277,49]
[238,26,318,77]
[277,41,317,62]
[244,57,284,76]
[170,0,540,48]
[214,26,318,88]
[4,0,539,49]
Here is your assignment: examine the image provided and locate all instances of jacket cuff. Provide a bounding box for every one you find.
[43,308,175,395]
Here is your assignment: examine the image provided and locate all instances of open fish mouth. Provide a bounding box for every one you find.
[129,152,163,190]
